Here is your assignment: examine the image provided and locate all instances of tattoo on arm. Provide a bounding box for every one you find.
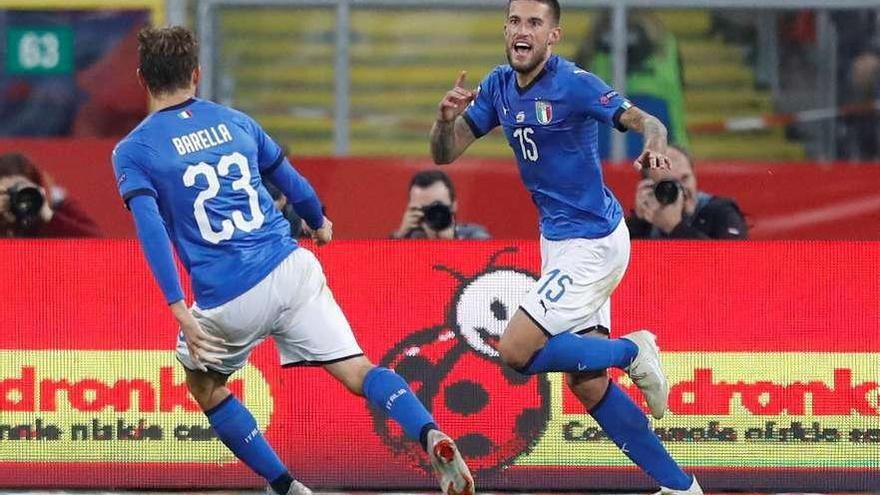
[430,120,456,164]
[430,117,476,164]
[619,107,668,149]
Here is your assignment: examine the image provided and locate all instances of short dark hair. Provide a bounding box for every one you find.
[0,153,44,187]
[508,0,561,26]
[409,170,456,202]
[640,144,694,178]
[137,26,198,95]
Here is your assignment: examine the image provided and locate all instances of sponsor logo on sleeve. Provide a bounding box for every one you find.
[599,90,619,106]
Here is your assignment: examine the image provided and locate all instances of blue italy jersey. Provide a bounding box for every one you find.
[464,55,628,240]
[112,98,298,308]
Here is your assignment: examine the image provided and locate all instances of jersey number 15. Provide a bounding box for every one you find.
[183,152,265,244]
[513,127,539,162]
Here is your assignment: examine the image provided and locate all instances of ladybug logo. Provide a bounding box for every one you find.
[371,248,552,475]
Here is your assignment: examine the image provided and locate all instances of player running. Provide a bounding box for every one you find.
[429,1,701,494]
[113,26,473,495]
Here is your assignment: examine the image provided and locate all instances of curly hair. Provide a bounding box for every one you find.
[137,26,198,95]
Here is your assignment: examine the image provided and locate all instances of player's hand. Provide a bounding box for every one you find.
[171,302,226,372]
[437,71,475,123]
[303,216,333,246]
[394,205,424,238]
[633,149,671,172]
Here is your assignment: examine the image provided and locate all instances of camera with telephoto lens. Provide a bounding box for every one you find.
[653,179,681,205]
[420,201,453,231]
[7,183,44,227]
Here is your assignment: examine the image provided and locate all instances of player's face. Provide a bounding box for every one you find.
[647,148,698,215]
[504,0,560,74]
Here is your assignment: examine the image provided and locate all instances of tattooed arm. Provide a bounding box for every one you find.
[618,106,671,170]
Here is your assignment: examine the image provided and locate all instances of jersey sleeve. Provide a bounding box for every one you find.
[462,69,501,138]
[571,70,631,132]
[129,194,185,304]
[112,140,157,209]
[242,115,286,175]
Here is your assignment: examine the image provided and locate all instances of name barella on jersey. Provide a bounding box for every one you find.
[463,55,628,241]
[112,98,297,308]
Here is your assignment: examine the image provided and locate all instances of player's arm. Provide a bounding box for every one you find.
[128,195,225,370]
[264,157,333,245]
[430,117,477,165]
[430,71,479,164]
[263,157,323,230]
[618,106,671,171]
[573,70,670,170]
[113,145,224,370]
[247,114,333,245]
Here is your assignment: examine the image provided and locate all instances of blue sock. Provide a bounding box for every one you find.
[590,383,692,490]
[363,366,437,449]
[207,395,292,492]
[522,331,638,374]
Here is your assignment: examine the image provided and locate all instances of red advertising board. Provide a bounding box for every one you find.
[2,139,880,241]
[0,240,878,491]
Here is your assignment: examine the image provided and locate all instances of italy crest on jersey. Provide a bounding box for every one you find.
[535,100,552,125]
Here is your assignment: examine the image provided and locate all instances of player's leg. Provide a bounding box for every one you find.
[500,224,637,372]
[272,248,473,495]
[565,329,700,494]
[184,368,308,495]
[177,274,310,495]
[323,356,474,495]
[323,355,437,448]
[498,309,638,372]
[500,222,669,419]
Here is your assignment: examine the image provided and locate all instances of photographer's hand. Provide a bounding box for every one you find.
[653,192,685,234]
[394,205,424,239]
[0,179,13,226]
[634,179,657,222]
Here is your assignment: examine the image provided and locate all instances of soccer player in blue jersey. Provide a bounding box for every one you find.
[113,26,473,495]
[429,1,702,494]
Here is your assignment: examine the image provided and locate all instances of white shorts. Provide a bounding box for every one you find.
[176,248,363,374]
[519,220,630,336]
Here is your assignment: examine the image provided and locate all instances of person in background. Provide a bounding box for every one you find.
[626,146,747,239]
[392,170,490,240]
[0,152,102,238]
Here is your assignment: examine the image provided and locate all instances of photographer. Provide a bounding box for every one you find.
[0,153,102,238]
[392,170,490,240]
[626,146,747,240]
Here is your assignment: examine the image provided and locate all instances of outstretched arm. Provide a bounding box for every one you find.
[430,71,478,164]
[618,106,671,171]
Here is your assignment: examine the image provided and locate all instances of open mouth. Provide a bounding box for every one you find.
[512,41,532,57]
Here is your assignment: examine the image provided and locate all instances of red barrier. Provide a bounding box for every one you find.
[1,139,879,240]
[1,240,878,491]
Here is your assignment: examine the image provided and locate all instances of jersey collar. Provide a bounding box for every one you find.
[515,54,557,95]
[158,97,197,113]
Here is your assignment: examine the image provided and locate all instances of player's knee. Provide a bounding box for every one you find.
[497,337,533,372]
[326,356,375,397]
[184,369,229,410]
[566,373,609,410]
[340,374,365,396]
